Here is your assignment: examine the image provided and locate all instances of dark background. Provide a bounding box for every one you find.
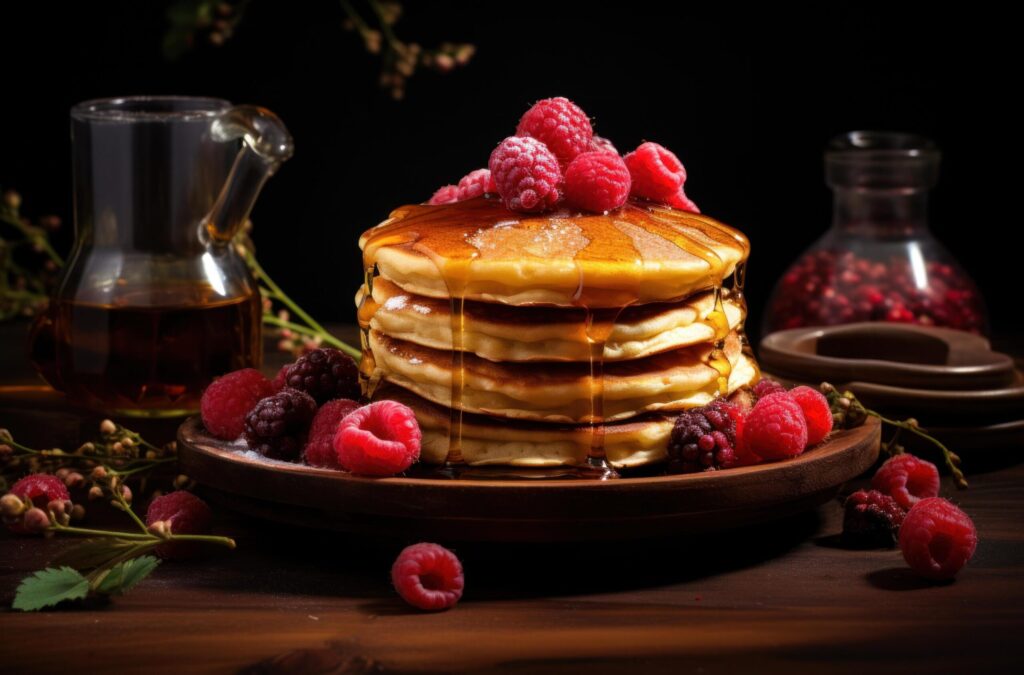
[2,1,1018,342]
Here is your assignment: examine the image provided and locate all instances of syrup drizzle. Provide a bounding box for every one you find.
[358,197,751,475]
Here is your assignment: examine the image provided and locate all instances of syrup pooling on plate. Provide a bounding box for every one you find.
[359,196,750,471]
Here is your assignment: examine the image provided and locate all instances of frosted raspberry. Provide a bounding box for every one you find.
[871,454,940,510]
[456,168,497,199]
[334,400,421,476]
[284,348,360,405]
[145,491,213,560]
[488,136,563,213]
[667,400,742,473]
[563,152,631,213]
[899,497,977,580]
[200,368,275,440]
[788,385,834,446]
[624,142,690,206]
[589,135,619,156]
[7,474,70,534]
[743,392,808,460]
[427,185,460,205]
[391,542,464,611]
[515,97,593,167]
[304,399,362,469]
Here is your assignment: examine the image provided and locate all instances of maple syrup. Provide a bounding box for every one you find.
[31,286,261,416]
[358,196,750,475]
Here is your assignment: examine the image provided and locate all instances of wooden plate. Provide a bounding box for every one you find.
[177,416,881,542]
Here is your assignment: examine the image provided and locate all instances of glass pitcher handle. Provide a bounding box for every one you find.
[202,105,294,246]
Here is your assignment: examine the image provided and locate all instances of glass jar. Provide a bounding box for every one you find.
[763,131,987,335]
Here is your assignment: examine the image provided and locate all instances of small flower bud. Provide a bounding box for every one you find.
[65,472,85,488]
[147,520,172,539]
[23,507,50,533]
[112,441,124,454]
[0,493,25,517]
[55,468,70,480]
[100,419,117,435]
[0,443,11,457]
[88,486,104,501]
[173,474,191,490]
[47,500,70,526]
[70,504,86,521]
[146,450,157,459]
[79,442,96,453]
[820,382,836,394]
[121,437,134,448]
[3,189,22,210]
[120,486,132,504]
[907,418,919,429]
[91,466,108,479]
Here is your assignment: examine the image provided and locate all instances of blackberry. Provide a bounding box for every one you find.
[285,348,360,404]
[243,388,317,460]
[842,489,906,548]
[667,400,740,473]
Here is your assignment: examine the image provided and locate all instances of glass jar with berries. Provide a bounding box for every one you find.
[763,131,987,335]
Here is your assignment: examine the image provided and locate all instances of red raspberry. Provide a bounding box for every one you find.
[391,542,464,611]
[145,491,213,560]
[665,188,700,213]
[303,399,362,469]
[243,388,318,460]
[488,136,563,213]
[623,142,687,200]
[871,454,940,510]
[563,152,631,213]
[333,400,421,476]
[427,185,459,205]
[843,489,906,547]
[899,497,977,580]
[752,378,786,400]
[284,348,361,405]
[743,392,808,460]
[456,168,497,199]
[788,385,834,446]
[588,135,619,156]
[7,475,70,534]
[515,97,593,167]
[200,368,275,440]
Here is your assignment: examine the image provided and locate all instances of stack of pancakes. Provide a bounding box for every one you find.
[356,197,758,468]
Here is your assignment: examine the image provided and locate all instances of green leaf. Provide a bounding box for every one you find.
[95,555,160,596]
[13,567,90,611]
[50,538,148,571]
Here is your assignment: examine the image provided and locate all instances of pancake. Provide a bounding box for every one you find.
[368,329,758,423]
[358,278,746,363]
[374,383,677,467]
[359,196,749,308]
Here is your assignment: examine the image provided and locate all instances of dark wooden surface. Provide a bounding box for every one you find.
[1,322,1023,674]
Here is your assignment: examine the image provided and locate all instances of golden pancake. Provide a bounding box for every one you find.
[357,277,746,362]
[359,196,749,308]
[373,383,676,467]
[368,329,757,423]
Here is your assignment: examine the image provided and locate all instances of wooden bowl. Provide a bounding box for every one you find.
[177,416,881,542]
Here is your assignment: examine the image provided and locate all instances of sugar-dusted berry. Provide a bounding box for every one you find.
[284,348,360,405]
[304,399,362,469]
[488,136,563,213]
[515,97,593,167]
[243,388,318,460]
[563,151,631,213]
[743,391,808,460]
[200,368,275,440]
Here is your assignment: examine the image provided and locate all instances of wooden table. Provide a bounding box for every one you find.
[1,323,1022,674]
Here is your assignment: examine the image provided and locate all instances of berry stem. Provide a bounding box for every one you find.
[0,210,64,267]
[867,412,968,489]
[48,522,236,548]
[261,313,361,359]
[109,478,149,534]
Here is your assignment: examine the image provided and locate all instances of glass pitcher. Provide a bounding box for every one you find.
[30,96,293,416]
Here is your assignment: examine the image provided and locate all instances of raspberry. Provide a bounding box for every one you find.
[333,400,421,476]
[515,97,593,167]
[271,364,292,391]
[145,491,213,560]
[752,378,786,400]
[427,184,459,205]
[303,399,362,469]
[899,497,977,580]
[589,135,619,156]
[788,385,834,446]
[563,152,631,213]
[665,189,700,213]
[391,542,464,611]
[743,392,808,460]
[200,368,275,440]
[488,136,563,213]
[456,168,497,199]
[284,348,360,405]
[7,475,70,534]
[667,400,742,473]
[842,489,906,547]
[243,388,317,460]
[871,454,940,510]
[623,142,687,201]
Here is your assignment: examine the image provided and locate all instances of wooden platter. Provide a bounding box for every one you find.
[177,416,881,542]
